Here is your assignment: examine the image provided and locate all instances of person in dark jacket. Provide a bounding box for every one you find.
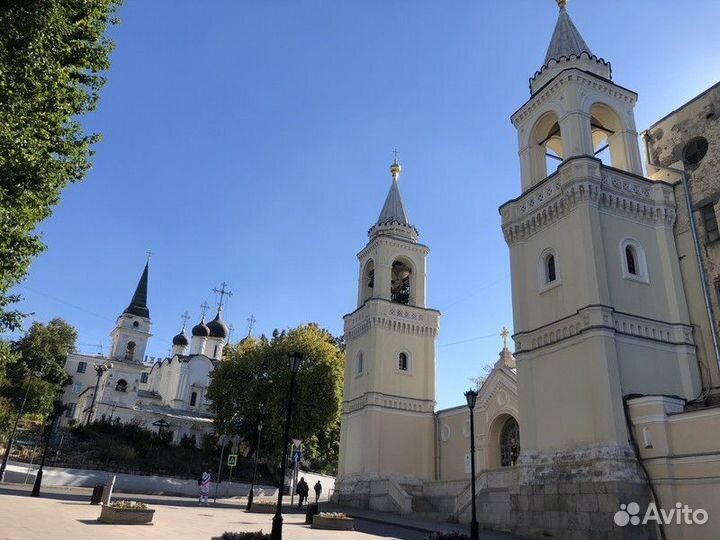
[313,480,322,503]
[296,477,309,507]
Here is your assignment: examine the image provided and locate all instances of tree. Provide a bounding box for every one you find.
[1,319,77,416]
[0,0,121,345]
[208,324,345,475]
[469,364,494,390]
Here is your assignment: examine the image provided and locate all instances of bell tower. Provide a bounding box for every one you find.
[110,261,152,363]
[500,2,701,538]
[337,158,440,497]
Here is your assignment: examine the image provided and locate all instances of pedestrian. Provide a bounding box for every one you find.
[198,470,211,506]
[313,480,322,503]
[296,477,309,507]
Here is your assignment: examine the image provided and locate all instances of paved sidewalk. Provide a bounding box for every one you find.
[0,483,523,540]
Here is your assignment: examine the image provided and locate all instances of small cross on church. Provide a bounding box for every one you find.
[212,282,233,309]
[247,314,257,337]
[199,301,210,319]
[180,311,191,330]
[501,327,510,349]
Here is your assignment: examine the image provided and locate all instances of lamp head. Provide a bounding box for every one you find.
[464,389,479,409]
[288,352,303,374]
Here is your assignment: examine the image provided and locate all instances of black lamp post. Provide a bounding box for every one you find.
[465,389,479,540]
[270,352,303,540]
[31,400,65,497]
[246,421,263,510]
[0,369,42,482]
[86,361,112,426]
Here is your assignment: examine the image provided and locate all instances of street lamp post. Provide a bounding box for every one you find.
[31,400,65,497]
[465,389,480,540]
[246,421,263,510]
[270,352,303,540]
[0,369,43,482]
[86,361,112,426]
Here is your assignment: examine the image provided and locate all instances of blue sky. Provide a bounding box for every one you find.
[11,1,720,410]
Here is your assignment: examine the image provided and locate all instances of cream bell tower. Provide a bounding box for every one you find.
[500,3,701,536]
[337,158,440,494]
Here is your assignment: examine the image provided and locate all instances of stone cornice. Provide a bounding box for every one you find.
[512,68,637,127]
[343,299,440,341]
[512,304,695,355]
[342,391,436,415]
[500,159,677,246]
[357,236,429,261]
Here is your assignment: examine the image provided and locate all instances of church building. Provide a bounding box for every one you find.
[61,262,232,445]
[335,2,720,539]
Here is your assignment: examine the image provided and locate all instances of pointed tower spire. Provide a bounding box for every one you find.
[369,152,419,241]
[530,0,611,95]
[124,261,150,318]
[544,0,592,64]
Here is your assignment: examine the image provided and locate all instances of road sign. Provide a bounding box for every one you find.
[227,454,238,467]
[291,447,302,464]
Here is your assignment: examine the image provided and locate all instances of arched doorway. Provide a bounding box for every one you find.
[500,417,520,467]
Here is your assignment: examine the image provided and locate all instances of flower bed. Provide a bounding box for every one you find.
[311,512,355,531]
[99,501,154,524]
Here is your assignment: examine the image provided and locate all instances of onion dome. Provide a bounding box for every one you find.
[192,318,210,337]
[207,309,229,339]
[172,331,189,346]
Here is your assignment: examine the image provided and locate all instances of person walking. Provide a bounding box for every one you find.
[296,477,309,507]
[198,470,211,506]
[313,480,322,503]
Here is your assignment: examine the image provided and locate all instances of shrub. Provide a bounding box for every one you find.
[220,532,270,540]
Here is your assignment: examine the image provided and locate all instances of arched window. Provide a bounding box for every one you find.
[190,391,197,407]
[391,259,412,305]
[500,417,520,467]
[589,103,633,171]
[361,260,375,304]
[625,245,637,275]
[529,111,564,184]
[125,341,136,361]
[538,248,561,291]
[115,379,128,393]
[357,351,364,374]
[398,352,408,371]
[620,239,649,283]
[546,255,557,283]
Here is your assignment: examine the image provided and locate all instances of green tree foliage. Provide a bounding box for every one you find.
[208,324,345,475]
[0,0,121,347]
[1,318,77,416]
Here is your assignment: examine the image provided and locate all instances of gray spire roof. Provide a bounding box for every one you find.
[376,178,410,226]
[544,6,592,64]
[124,262,150,318]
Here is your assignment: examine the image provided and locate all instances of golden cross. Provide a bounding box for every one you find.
[501,327,510,349]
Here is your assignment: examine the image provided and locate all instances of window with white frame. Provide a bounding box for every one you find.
[538,248,561,291]
[77,361,87,374]
[357,351,364,374]
[140,372,149,383]
[72,382,82,394]
[620,238,649,283]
